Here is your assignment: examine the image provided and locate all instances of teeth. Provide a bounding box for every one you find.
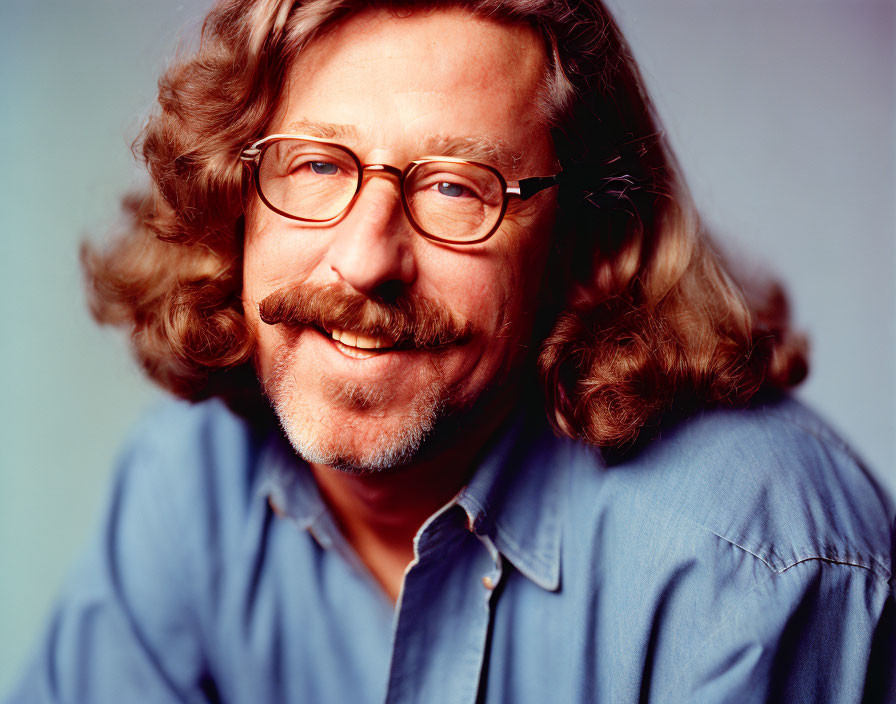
[329,328,395,350]
[356,333,382,349]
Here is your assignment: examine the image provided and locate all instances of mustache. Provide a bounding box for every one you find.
[258,284,473,349]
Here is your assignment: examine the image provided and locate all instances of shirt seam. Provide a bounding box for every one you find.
[703,526,892,583]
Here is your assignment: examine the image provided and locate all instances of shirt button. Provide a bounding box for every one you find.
[482,576,496,590]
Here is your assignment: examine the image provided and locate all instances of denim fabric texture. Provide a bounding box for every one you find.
[7,396,895,703]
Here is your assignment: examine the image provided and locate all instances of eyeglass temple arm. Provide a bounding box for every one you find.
[507,173,562,200]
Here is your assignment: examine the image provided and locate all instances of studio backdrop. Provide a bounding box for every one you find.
[1,0,893,692]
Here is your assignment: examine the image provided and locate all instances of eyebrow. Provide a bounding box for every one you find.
[282,120,359,141]
[279,119,524,174]
[425,134,523,174]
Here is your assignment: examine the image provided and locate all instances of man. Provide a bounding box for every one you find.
[7,0,894,702]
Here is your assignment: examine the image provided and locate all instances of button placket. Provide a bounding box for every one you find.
[384,506,501,704]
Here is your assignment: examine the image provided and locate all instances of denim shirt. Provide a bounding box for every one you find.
[7,396,895,703]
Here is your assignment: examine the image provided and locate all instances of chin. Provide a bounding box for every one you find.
[256,326,523,474]
[280,414,434,475]
[267,369,451,475]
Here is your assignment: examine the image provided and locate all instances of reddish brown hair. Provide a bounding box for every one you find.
[83,0,807,446]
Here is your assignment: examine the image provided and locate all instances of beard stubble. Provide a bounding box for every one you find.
[257,283,469,474]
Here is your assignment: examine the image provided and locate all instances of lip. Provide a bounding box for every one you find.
[303,325,417,375]
[330,337,391,360]
[325,326,396,351]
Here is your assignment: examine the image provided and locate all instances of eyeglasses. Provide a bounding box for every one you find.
[240,135,561,245]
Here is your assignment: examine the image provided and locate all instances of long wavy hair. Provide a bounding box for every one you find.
[83,0,808,447]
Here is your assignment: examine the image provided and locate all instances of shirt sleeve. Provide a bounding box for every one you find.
[4,435,214,704]
[662,554,896,703]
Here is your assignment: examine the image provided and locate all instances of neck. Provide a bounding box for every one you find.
[308,391,516,602]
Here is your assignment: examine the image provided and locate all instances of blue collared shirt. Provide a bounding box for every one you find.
[7,396,895,702]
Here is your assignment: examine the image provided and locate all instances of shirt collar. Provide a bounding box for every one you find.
[456,409,565,592]
[257,433,328,531]
[257,406,567,593]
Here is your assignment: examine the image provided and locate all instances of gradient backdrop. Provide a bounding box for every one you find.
[1,0,894,692]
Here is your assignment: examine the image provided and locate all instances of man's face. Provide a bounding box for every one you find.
[242,7,557,472]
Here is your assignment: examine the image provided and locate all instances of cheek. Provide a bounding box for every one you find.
[435,248,538,344]
[490,219,552,304]
[243,208,279,300]
[431,208,553,337]
[242,213,319,376]
[243,212,325,304]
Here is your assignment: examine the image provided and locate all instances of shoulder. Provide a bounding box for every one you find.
[124,396,263,463]
[121,397,267,478]
[6,399,273,701]
[550,399,895,699]
[561,396,894,581]
[113,397,273,551]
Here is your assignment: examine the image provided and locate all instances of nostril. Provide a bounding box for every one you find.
[373,280,409,304]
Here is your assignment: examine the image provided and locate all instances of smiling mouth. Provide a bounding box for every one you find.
[322,326,397,359]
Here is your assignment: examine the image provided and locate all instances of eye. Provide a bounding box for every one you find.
[310,161,339,175]
[436,181,468,198]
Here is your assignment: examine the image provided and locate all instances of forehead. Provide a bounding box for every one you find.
[270,7,554,171]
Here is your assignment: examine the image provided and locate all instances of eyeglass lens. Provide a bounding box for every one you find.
[257,138,505,242]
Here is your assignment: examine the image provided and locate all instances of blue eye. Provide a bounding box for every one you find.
[437,181,465,197]
[310,161,338,175]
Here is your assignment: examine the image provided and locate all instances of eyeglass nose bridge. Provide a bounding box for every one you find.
[350,162,406,205]
[361,163,404,179]
[346,162,413,226]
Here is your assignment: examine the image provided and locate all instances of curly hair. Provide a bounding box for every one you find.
[83,0,808,447]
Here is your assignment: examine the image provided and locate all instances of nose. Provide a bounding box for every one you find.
[326,167,417,297]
